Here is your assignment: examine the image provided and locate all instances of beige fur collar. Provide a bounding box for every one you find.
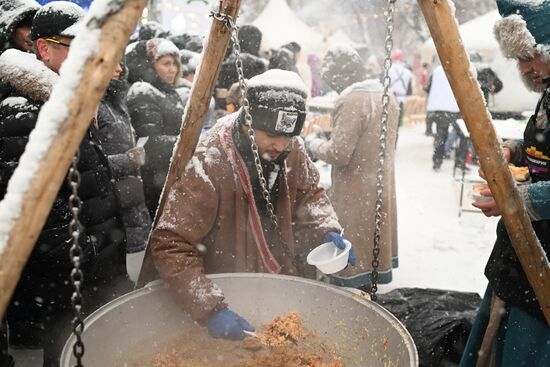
[0,49,58,102]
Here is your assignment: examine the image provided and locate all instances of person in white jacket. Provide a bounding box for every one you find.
[425,62,476,170]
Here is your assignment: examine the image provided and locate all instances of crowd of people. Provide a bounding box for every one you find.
[0,0,399,365]
[1,0,549,366]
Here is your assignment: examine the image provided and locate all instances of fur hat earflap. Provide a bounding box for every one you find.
[494,15,546,62]
[494,0,550,65]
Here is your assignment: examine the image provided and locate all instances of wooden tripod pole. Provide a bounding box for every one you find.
[137,0,242,286]
[0,0,148,318]
[418,0,550,325]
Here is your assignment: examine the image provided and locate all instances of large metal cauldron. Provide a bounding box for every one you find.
[61,273,418,366]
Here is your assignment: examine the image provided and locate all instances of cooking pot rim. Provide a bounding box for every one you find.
[61,273,419,366]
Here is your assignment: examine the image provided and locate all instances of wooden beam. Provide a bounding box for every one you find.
[418,0,550,325]
[137,0,242,286]
[0,0,148,318]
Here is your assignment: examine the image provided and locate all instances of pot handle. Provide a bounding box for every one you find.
[342,287,371,301]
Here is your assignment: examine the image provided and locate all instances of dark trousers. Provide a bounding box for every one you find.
[429,111,460,168]
[0,319,12,367]
[426,115,435,135]
[451,120,469,169]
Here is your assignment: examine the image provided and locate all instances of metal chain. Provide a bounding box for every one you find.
[209,10,305,272]
[223,13,279,229]
[370,0,396,301]
[68,152,85,366]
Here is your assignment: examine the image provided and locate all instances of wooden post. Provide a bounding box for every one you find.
[137,0,242,286]
[0,0,147,318]
[418,0,550,324]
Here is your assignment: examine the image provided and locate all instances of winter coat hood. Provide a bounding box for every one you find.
[321,43,367,94]
[0,48,58,102]
[238,25,262,56]
[0,0,40,53]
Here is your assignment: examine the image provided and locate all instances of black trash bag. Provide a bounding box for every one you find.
[376,288,481,367]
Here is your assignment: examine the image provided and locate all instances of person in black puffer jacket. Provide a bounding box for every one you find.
[126,38,184,216]
[0,3,132,365]
[97,62,152,254]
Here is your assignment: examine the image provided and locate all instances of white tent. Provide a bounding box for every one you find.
[252,0,324,50]
[422,10,538,112]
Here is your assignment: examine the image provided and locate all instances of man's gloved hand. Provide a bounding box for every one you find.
[207,308,254,340]
[322,232,356,266]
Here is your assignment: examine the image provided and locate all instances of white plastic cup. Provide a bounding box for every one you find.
[306,240,352,274]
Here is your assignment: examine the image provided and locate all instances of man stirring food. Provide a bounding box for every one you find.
[149,69,355,340]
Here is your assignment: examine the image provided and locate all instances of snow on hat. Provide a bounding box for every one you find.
[321,43,366,93]
[244,69,307,137]
[30,1,84,41]
[145,38,181,80]
[494,0,550,64]
[146,38,180,61]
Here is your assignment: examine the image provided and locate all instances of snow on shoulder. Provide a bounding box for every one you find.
[248,69,308,96]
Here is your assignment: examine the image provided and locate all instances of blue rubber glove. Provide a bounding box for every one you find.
[322,232,356,266]
[207,308,255,340]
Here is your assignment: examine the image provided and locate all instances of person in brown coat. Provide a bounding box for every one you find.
[306,44,399,290]
[149,69,352,340]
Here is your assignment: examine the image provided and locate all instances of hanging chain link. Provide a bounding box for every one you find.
[208,9,306,272]
[211,10,280,229]
[370,0,396,301]
[68,152,85,366]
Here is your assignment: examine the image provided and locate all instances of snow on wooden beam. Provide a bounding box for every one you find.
[0,0,148,317]
[418,0,550,325]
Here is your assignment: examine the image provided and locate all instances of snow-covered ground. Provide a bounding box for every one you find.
[380,123,498,296]
[11,123,499,365]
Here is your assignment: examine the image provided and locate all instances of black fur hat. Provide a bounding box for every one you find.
[30,1,84,41]
[243,69,307,137]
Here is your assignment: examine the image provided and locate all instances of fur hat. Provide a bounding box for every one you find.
[243,69,307,137]
[321,43,366,93]
[30,1,84,41]
[494,0,550,64]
